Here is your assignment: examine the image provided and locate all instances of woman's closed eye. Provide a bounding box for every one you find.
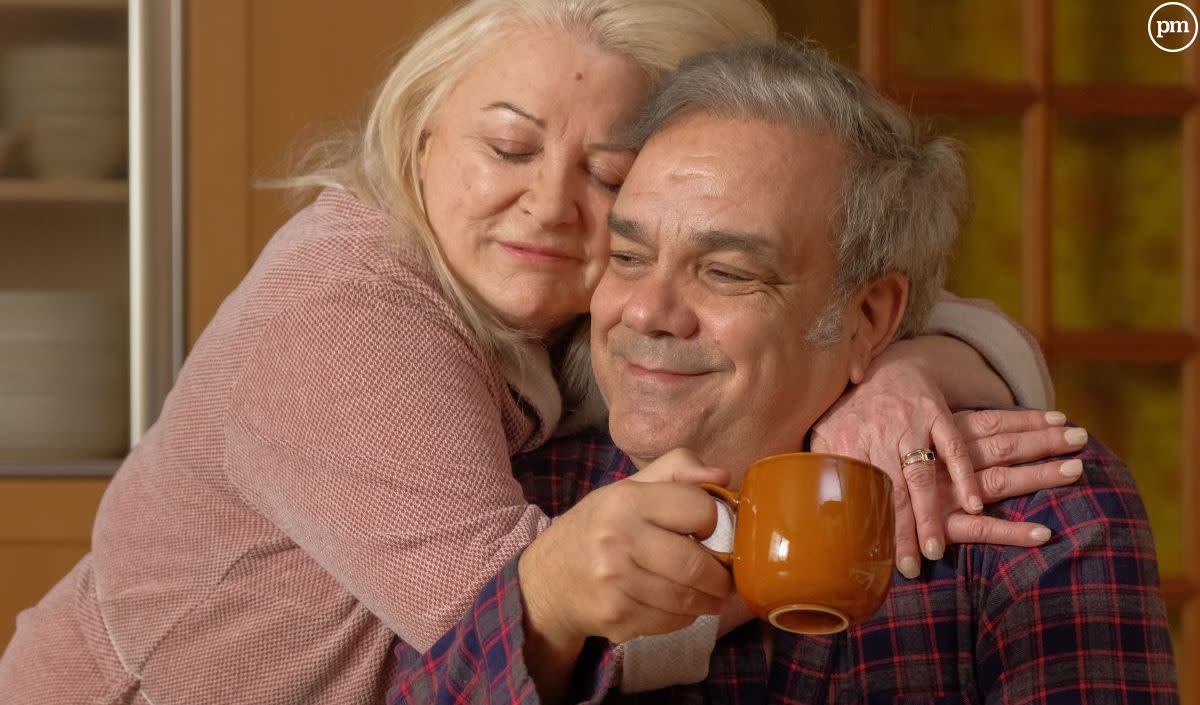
[488,140,538,161]
[589,170,622,193]
[588,153,634,194]
[587,161,628,193]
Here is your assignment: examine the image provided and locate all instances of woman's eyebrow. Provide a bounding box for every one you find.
[483,101,546,128]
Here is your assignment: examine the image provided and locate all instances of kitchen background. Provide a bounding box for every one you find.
[0,0,1197,696]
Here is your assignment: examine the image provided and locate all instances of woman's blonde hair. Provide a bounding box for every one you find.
[289,0,776,371]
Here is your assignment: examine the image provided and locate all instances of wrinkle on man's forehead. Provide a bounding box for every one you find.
[618,175,782,247]
[615,116,841,267]
[618,161,741,230]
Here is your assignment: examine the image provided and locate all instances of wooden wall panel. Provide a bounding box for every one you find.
[247,0,457,257]
[185,0,250,347]
[186,0,456,344]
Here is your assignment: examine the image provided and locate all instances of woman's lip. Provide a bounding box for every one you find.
[498,240,578,262]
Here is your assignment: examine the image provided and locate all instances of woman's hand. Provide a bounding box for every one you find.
[811,343,1087,579]
[939,409,1087,550]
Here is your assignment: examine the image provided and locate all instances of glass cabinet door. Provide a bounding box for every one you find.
[0,0,180,475]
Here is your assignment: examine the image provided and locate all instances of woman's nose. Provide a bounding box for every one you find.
[521,158,582,229]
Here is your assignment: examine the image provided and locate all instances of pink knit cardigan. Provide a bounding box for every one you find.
[0,190,559,704]
[0,189,1051,704]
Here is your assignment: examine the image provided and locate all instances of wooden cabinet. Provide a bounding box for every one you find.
[0,0,131,468]
[0,478,107,647]
[0,0,130,650]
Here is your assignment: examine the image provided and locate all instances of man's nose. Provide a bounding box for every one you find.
[621,271,699,339]
[521,157,582,229]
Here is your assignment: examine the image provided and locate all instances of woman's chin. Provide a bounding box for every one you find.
[492,299,585,337]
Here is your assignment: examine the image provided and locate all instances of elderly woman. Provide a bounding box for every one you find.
[0,1,1069,703]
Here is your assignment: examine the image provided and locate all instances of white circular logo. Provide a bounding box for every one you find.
[1148,2,1198,52]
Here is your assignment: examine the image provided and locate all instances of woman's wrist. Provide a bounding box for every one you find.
[881,335,1013,409]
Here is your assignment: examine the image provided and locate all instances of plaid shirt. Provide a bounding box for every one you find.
[388,431,1179,704]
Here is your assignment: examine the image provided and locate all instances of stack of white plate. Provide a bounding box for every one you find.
[0,291,127,461]
[1,44,127,179]
[0,127,13,175]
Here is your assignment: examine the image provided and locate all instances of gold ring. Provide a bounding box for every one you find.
[901,448,936,467]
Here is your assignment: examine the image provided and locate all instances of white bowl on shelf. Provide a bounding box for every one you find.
[4,83,126,121]
[4,45,125,72]
[26,114,127,179]
[1,43,127,132]
[2,45,126,97]
[0,291,127,461]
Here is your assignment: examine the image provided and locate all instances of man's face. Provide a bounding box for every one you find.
[591,113,856,476]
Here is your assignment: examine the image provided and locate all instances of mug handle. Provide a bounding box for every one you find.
[698,483,738,568]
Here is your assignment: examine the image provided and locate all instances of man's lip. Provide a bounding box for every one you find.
[498,240,579,261]
[626,361,708,379]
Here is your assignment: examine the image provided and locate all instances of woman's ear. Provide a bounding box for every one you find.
[417,129,432,182]
[845,272,909,384]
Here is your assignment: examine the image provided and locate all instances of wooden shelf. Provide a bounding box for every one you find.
[1055,85,1198,117]
[0,178,127,204]
[0,459,121,477]
[1045,330,1197,363]
[887,79,1199,116]
[888,80,1037,114]
[0,0,125,10]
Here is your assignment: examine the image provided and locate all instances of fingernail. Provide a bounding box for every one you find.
[1059,459,1083,478]
[898,556,920,579]
[923,538,944,561]
[1045,411,1067,426]
[1030,526,1051,543]
[968,495,983,513]
[1064,428,1088,446]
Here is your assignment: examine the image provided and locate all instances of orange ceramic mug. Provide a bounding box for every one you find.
[700,452,894,635]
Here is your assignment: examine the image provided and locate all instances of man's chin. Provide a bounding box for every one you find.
[609,413,696,467]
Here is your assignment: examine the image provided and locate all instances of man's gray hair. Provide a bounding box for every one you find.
[622,40,969,343]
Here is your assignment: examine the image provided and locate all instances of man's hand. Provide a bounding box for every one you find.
[517,449,733,699]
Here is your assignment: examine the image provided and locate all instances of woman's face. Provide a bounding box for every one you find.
[418,27,649,336]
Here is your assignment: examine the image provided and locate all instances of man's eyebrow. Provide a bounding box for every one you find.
[608,214,647,244]
[690,229,778,258]
[609,218,782,271]
[483,101,545,128]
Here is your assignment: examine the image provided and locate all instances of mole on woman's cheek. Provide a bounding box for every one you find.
[575,72,583,81]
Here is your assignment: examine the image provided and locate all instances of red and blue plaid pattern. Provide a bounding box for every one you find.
[388,431,1178,704]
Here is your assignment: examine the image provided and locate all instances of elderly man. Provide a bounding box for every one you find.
[388,41,1178,703]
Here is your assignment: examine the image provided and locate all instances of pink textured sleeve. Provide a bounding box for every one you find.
[223,283,551,652]
[925,290,1055,409]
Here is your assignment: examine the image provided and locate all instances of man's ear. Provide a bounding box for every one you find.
[845,272,908,384]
